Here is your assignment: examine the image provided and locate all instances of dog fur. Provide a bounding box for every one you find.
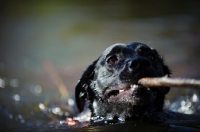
[75,42,171,123]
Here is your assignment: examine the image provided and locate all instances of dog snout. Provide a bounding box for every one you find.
[129,56,151,70]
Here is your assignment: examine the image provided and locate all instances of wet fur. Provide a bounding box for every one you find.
[75,42,171,123]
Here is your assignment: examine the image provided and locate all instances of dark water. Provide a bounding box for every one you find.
[0,1,200,131]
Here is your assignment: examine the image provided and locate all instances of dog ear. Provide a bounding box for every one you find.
[162,64,171,77]
[75,60,98,112]
[154,49,171,94]
[152,49,171,77]
[162,64,171,94]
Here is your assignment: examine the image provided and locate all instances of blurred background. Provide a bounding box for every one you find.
[0,0,200,130]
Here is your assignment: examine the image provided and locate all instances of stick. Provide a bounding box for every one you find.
[138,77,200,88]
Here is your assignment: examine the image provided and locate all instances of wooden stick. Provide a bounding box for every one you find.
[138,77,200,88]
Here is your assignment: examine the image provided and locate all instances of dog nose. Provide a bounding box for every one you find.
[129,57,151,70]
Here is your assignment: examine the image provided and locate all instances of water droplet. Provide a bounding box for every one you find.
[68,98,74,106]
[10,79,19,88]
[52,107,61,114]
[18,114,22,119]
[35,85,42,93]
[0,78,5,88]
[39,103,45,110]
[13,94,20,101]
[21,119,25,123]
[192,94,198,102]
[65,112,69,116]
[9,114,13,119]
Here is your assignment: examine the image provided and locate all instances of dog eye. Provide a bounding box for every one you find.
[107,56,118,65]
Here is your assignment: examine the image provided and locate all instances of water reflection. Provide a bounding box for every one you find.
[28,84,43,95]
[10,79,19,88]
[12,94,20,101]
[192,94,198,102]
[166,90,200,114]
[39,103,46,111]
[0,76,76,130]
[68,98,74,106]
[0,78,5,88]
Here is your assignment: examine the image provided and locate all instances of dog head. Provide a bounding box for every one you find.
[75,42,171,121]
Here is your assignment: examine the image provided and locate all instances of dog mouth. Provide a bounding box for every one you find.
[106,84,152,103]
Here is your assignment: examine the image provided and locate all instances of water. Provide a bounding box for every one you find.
[0,1,200,131]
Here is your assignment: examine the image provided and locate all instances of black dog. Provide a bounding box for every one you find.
[75,42,171,123]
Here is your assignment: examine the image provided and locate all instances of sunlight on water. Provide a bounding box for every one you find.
[0,1,200,131]
[68,98,74,106]
[13,94,20,101]
[10,79,19,88]
[39,103,46,110]
[52,107,61,114]
[35,85,42,93]
[9,114,13,119]
[0,78,5,88]
[167,91,200,114]
[18,114,23,119]
[192,94,198,102]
